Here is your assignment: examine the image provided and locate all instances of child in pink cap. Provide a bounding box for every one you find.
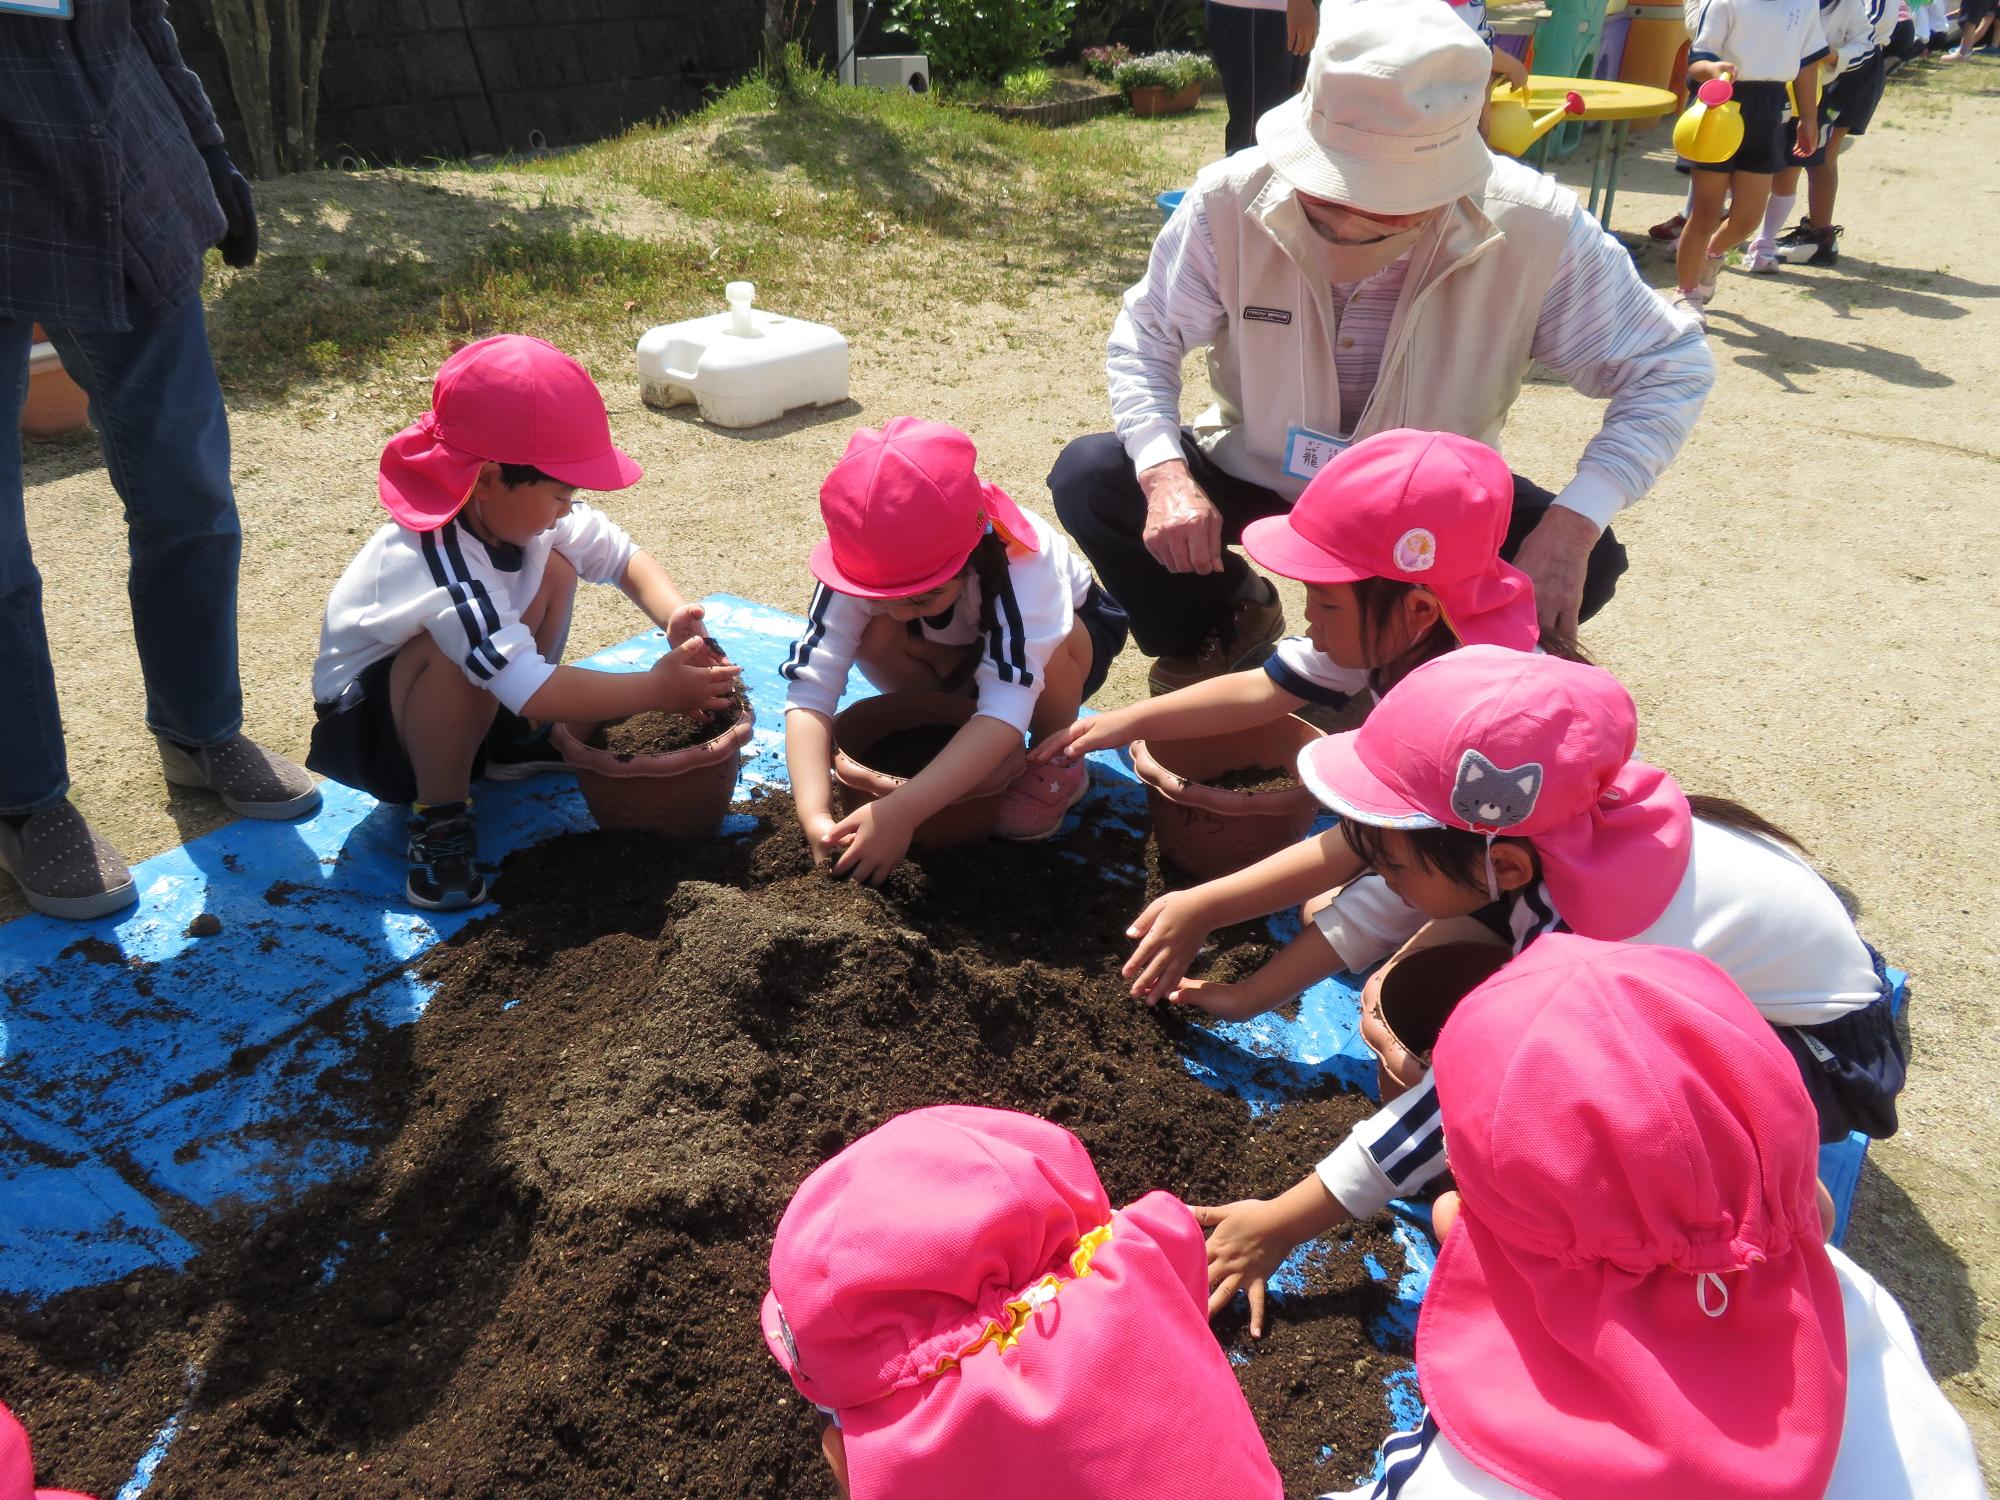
[1045,428,1579,993]
[0,1404,94,1500]
[1320,935,1983,1500]
[1196,648,1905,1336]
[782,419,1128,871]
[762,1105,1283,1500]
[310,335,736,910]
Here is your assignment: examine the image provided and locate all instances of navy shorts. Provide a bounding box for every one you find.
[1688,80,1795,174]
[308,652,525,806]
[1077,581,1130,703]
[1775,948,1907,1142]
[1792,55,1887,164]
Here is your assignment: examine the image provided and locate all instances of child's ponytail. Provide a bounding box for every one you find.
[968,529,1010,643]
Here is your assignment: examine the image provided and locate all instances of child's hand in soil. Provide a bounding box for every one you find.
[800,808,841,867]
[649,635,740,712]
[1191,1198,1296,1338]
[1029,709,1131,765]
[1123,889,1216,1002]
[826,799,915,885]
[1166,977,1268,1021]
[666,601,712,648]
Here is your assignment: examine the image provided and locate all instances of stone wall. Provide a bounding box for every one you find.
[169,0,835,168]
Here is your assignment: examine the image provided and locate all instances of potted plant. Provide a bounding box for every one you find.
[1081,43,1133,81]
[1113,50,1218,116]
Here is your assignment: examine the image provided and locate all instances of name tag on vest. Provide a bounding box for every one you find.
[0,0,74,15]
[1243,305,1293,325]
[1283,424,1348,482]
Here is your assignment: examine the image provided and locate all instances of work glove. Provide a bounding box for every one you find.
[199,144,258,268]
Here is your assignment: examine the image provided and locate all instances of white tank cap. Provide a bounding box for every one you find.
[726,281,755,307]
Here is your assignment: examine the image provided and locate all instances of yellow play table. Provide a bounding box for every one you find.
[1499,75,1680,232]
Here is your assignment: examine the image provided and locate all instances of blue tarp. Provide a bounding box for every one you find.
[0,595,1890,1489]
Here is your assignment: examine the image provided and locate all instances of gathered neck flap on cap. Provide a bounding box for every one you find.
[1530,760,1693,940]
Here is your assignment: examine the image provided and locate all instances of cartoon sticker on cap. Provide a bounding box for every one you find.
[1451,749,1543,831]
[1393,527,1437,573]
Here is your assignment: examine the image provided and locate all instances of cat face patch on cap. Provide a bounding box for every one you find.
[1451,749,1543,832]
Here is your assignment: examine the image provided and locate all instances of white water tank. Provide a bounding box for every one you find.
[635,283,850,430]
[856,54,930,93]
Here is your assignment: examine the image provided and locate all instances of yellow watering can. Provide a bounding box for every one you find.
[1673,78,1744,163]
[1486,86,1587,158]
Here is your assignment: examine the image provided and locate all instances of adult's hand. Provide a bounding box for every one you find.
[1285,0,1318,54]
[1512,505,1598,648]
[199,145,258,268]
[1138,459,1225,575]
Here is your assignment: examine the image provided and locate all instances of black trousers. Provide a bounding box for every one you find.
[1206,1,1305,157]
[1047,430,1630,658]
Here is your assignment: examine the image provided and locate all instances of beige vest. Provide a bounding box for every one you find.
[1193,151,1574,499]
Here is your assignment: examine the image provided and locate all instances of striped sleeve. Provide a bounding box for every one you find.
[1317,1074,1449,1220]
[1107,188,1232,476]
[1530,207,1715,530]
[969,548,1076,734]
[781,584,869,720]
[1265,636,1371,708]
[417,524,552,714]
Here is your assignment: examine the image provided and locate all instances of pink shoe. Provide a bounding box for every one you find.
[994,756,1090,841]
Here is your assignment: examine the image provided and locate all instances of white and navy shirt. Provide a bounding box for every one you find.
[1689,0,1831,81]
[312,504,637,716]
[781,511,1095,736]
[1318,819,1883,1220]
[1264,635,1374,707]
[1320,1250,1989,1499]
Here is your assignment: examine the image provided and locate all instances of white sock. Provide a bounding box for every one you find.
[1751,193,1796,257]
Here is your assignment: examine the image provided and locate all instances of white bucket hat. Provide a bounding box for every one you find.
[1256,0,1496,215]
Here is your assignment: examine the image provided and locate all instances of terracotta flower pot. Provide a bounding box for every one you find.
[1362,942,1513,1103]
[1130,714,1325,880]
[1129,81,1202,117]
[831,691,1025,848]
[552,700,754,838]
[22,326,90,441]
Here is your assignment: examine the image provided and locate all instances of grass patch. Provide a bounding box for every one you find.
[203,58,1199,407]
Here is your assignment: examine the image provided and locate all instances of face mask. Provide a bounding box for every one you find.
[1307,216,1434,283]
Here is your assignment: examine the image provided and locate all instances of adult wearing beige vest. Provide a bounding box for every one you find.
[1049,0,1714,694]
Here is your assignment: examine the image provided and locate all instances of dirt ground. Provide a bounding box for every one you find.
[10,61,2000,1475]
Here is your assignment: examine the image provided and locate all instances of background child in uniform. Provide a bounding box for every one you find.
[1671,0,1829,323]
[761,1105,1282,1500]
[1320,937,1985,1500]
[1046,429,1576,1002]
[782,419,1128,878]
[1196,648,1906,1334]
[310,336,737,911]
[1750,0,1899,269]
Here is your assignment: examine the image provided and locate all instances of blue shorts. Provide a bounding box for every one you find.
[1776,946,1907,1142]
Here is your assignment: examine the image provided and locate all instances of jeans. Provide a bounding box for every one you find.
[1,297,244,815]
[1047,429,1630,658]
[1206,1,1305,157]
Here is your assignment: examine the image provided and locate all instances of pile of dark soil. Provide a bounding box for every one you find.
[858,723,960,779]
[1203,765,1303,795]
[586,690,748,761]
[1,800,1406,1500]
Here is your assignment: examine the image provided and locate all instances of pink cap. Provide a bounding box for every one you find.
[0,1406,95,1500]
[377,335,643,531]
[811,419,1039,599]
[1242,429,1538,653]
[762,1106,1282,1500]
[1298,646,1691,939]
[1420,934,1845,1500]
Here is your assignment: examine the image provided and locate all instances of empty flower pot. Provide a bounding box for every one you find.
[553,700,754,838]
[831,691,1025,848]
[1129,82,1202,116]
[1130,714,1326,880]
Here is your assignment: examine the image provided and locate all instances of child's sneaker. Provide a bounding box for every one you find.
[1776,224,1842,265]
[483,729,570,782]
[1664,287,1708,330]
[994,757,1090,842]
[1746,247,1781,274]
[1648,211,1687,242]
[1698,251,1726,295]
[406,803,488,910]
[1773,219,1815,252]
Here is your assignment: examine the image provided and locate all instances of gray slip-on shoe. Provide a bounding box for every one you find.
[0,801,138,921]
[158,734,322,821]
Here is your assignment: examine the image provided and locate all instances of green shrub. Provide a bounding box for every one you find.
[890,0,1077,83]
[999,64,1059,103]
[1111,49,1218,94]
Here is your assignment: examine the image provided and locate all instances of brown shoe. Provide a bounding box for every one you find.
[0,800,137,920]
[1147,576,1286,696]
